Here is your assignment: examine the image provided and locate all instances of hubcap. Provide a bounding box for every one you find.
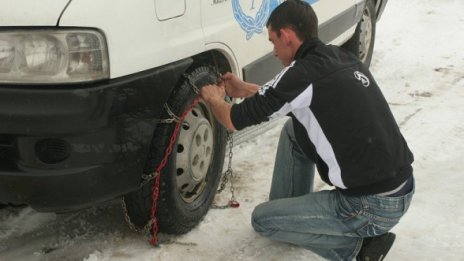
[175,105,214,203]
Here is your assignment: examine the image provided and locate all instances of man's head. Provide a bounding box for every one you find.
[266,0,319,66]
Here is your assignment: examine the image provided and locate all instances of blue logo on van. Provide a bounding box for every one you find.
[232,0,319,40]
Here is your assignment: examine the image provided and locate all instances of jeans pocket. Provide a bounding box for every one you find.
[356,220,396,237]
[337,193,363,221]
[337,193,405,238]
[356,196,405,237]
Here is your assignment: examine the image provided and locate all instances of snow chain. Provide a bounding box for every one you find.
[122,96,200,242]
[212,131,240,209]
[121,67,239,246]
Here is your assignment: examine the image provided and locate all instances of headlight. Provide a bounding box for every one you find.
[0,29,109,84]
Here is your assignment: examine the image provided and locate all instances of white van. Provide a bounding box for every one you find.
[0,0,387,234]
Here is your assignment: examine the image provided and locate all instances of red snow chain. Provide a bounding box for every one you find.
[149,96,201,246]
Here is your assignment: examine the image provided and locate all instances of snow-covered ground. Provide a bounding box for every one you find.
[1,0,463,260]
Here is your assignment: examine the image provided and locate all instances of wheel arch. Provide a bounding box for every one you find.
[143,49,233,176]
[160,47,235,106]
[192,48,235,77]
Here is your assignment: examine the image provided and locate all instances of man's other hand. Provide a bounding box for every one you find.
[221,72,260,98]
[200,84,226,105]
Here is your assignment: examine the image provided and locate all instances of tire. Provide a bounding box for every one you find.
[342,0,376,67]
[123,66,227,234]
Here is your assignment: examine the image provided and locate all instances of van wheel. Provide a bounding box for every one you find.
[123,66,226,234]
[342,0,376,67]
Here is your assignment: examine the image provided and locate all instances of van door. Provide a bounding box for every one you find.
[201,0,362,83]
[201,0,281,80]
[312,0,365,44]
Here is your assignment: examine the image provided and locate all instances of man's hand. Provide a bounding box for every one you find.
[221,72,260,98]
[200,84,226,104]
[200,84,236,131]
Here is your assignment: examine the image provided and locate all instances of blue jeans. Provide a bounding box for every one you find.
[251,119,414,261]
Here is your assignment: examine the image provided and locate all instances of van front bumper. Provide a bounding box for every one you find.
[0,59,192,212]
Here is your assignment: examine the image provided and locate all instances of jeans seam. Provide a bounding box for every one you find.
[287,142,295,197]
[350,237,364,260]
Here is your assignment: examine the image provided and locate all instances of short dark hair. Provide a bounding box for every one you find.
[266,0,319,41]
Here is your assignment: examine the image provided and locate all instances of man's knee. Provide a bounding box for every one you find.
[251,206,265,233]
[251,205,274,237]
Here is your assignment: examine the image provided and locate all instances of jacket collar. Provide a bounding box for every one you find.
[294,37,324,59]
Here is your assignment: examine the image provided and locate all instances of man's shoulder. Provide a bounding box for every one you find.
[298,45,361,77]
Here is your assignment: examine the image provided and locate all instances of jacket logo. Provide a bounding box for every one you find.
[354,71,370,87]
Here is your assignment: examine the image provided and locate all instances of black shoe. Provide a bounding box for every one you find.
[356,232,396,261]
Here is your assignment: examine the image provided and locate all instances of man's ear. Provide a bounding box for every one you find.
[281,28,298,46]
[279,28,292,46]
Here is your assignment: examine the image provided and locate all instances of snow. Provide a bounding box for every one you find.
[1,0,464,260]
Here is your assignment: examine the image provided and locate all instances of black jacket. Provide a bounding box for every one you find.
[231,38,414,196]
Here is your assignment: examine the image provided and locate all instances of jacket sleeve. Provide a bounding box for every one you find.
[230,60,313,130]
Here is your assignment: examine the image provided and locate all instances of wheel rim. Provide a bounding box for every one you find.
[359,5,373,63]
[175,104,214,203]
